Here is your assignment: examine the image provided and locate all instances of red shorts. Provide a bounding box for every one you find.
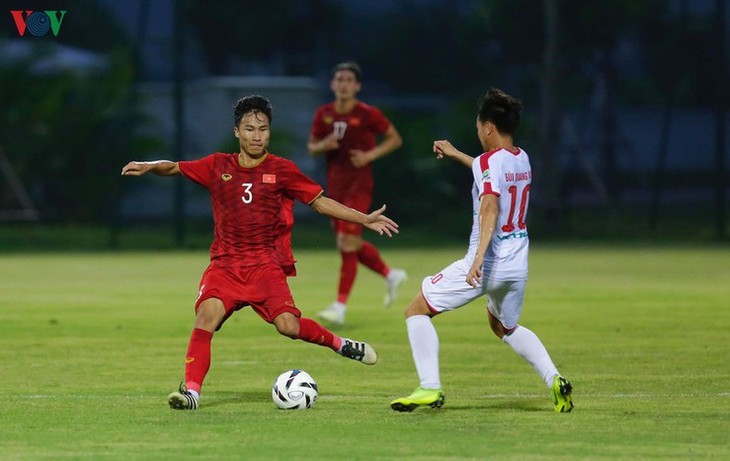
[330,192,372,236]
[194,263,301,326]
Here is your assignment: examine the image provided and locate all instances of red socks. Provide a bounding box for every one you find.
[184,328,213,394]
[297,317,341,351]
[357,241,389,277]
[184,322,341,396]
[337,244,390,303]
[337,251,358,303]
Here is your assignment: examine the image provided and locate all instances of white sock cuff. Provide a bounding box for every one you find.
[406,314,430,325]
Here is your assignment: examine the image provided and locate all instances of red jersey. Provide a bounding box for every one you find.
[310,101,391,202]
[178,152,323,268]
[276,196,296,275]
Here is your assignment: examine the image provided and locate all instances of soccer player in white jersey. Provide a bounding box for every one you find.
[390,88,574,413]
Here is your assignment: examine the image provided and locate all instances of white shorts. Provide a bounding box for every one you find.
[421,257,526,329]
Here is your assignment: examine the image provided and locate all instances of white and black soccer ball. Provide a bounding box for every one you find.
[271,369,318,410]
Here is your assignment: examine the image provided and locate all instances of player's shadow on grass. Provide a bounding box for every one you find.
[204,391,268,408]
[442,399,545,413]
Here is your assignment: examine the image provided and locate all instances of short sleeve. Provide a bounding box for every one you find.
[310,106,329,139]
[281,160,324,204]
[367,105,391,135]
[474,152,500,198]
[179,154,217,188]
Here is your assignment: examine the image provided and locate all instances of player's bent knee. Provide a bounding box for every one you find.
[275,323,298,338]
[404,294,433,318]
[336,233,362,252]
[194,299,226,331]
[277,328,298,339]
[273,313,299,338]
[487,311,509,339]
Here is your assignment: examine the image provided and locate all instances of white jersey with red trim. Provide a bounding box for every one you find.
[467,147,532,281]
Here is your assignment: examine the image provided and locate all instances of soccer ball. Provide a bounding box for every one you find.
[271,369,318,410]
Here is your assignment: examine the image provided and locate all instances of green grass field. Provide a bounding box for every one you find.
[1,244,728,460]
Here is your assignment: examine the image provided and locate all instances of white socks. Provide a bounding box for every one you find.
[406,315,441,389]
[502,325,559,387]
[406,316,559,390]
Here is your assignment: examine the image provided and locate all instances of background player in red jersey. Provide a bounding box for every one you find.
[121,95,399,410]
[308,61,407,326]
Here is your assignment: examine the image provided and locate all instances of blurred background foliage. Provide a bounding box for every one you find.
[0,0,727,249]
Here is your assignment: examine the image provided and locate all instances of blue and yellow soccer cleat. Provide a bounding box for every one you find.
[390,387,445,412]
[550,376,574,413]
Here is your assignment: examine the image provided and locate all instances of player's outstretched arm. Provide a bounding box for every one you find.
[121,160,180,177]
[433,140,473,168]
[360,204,400,236]
[309,196,399,237]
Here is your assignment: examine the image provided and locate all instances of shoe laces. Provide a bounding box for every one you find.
[177,382,199,409]
[559,377,573,396]
[340,340,365,361]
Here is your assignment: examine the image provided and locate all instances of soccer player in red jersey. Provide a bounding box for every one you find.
[308,61,407,326]
[121,95,399,410]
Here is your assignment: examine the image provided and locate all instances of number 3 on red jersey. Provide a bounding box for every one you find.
[241,183,253,204]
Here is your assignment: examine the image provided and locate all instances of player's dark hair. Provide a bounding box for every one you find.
[234,95,273,127]
[331,61,362,81]
[477,88,522,136]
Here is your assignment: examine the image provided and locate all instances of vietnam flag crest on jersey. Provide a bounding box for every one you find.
[263,174,276,184]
